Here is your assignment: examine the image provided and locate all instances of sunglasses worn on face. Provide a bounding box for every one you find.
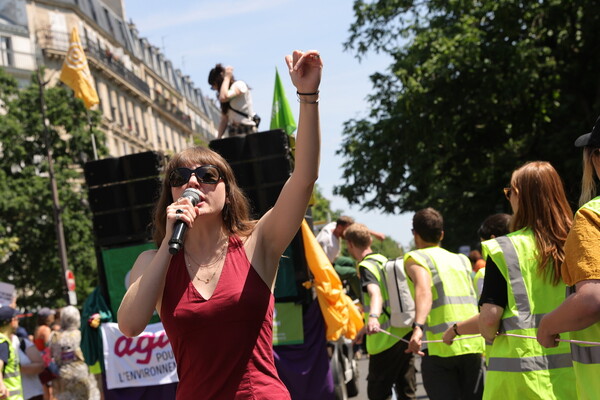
[169,165,222,187]
[503,187,512,200]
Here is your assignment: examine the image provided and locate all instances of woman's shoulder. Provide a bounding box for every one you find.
[134,249,159,264]
[232,80,248,92]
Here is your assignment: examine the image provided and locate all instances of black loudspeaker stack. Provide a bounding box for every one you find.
[210,130,311,304]
[209,129,293,218]
[84,151,165,247]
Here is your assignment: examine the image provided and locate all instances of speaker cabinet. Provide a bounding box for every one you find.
[85,151,164,247]
[209,129,292,218]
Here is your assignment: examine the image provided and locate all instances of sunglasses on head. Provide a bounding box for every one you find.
[168,165,222,187]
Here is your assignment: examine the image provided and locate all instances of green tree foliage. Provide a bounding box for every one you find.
[310,184,343,224]
[339,0,600,250]
[372,236,404,259]
[311,185,405,257]
[0,68,106,310]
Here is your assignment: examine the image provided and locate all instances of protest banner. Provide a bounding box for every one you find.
[101,322,178,389]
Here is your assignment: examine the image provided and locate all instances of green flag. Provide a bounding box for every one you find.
[270,68,297,135]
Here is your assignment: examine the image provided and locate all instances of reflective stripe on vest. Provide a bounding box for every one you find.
[361,258,391,312]
[571,344,600,364]
[566,285,600,365]
[495,236,547,332]
[0,333,22,400]
[413,250,478,309]
[359,255,406,354]
[488,352,573,372]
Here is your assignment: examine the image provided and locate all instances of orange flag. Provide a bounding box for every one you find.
[300,220,364,340]
[60,27,99,109]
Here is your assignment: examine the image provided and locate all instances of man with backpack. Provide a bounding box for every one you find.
[345,223,416,400]
[404,208,484,400]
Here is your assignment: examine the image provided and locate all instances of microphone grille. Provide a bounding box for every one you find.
[182,188,201,206]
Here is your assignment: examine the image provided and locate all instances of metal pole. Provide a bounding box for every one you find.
[87,111,98,160]
[37,68,72,305]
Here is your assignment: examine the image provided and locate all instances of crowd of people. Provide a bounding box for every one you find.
[311,116,600,400]
[2,46,600,400]
[0,303,99,400]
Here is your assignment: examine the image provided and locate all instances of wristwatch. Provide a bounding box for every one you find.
[368,313,380,318]
[412,322,425,331]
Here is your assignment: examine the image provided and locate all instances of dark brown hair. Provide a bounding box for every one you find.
[336,215,354,228]
[413,208,443,244]
[509,161,572,285]
[152,147,256,246]
[477,213,511,241]
[207,63,235,115]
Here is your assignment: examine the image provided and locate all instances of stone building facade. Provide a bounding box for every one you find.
[0,0,220,157]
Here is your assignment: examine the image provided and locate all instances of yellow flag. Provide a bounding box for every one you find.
[300,220,364,340]
[60,27,99,109]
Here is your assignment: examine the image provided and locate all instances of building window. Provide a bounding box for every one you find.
[104,8,114,35]
[0,37,13,67]
[87,0,98,22]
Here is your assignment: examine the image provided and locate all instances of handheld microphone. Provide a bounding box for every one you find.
[168,188,201,254]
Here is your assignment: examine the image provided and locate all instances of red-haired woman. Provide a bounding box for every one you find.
[478,161,576,399]
[118,50,321,400]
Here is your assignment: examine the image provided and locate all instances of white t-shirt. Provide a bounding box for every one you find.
[226,80,256,126]
[12,335,44,400]
[316,222,340,263]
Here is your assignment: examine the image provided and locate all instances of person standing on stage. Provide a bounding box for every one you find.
[208,64,258,138]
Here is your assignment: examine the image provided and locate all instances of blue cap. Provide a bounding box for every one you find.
[0,306,18,323]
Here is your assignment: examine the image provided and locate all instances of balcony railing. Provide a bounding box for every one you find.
[36,29,150,97]
[0,48,36,71]
[154,89,192,129]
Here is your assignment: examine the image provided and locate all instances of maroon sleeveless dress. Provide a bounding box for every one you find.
[160,235,291,400]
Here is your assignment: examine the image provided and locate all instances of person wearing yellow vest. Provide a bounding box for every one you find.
[441,213,511,357]
[0,306,23,400]
[478,161,576,399]
[404,208,484,400]
[537,116,600,400]
[345,223,416,400]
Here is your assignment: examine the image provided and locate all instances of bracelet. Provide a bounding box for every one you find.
[412,322,425,331]
[296,90,319,96]
[453,323,460,336]
[297,97,319,104]
[368,313,379,319]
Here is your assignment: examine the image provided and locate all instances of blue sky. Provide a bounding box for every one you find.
[125,0,415,248]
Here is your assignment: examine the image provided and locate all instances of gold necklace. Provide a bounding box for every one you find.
[185,238,228,284]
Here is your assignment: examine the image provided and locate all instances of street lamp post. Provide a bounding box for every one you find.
[37,68,73,305]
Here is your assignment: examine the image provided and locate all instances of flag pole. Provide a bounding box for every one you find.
[37,67,73,305]
[87,111,98,160]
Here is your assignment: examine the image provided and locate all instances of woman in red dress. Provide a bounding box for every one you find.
[118,50,322,400]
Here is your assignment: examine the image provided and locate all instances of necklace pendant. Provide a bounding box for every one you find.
[203,278,210,284]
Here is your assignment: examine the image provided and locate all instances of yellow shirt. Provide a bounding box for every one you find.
[561,207,600,286]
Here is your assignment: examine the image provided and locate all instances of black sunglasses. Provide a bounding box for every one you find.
[503,187,512,200]
[168,165,222,187]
